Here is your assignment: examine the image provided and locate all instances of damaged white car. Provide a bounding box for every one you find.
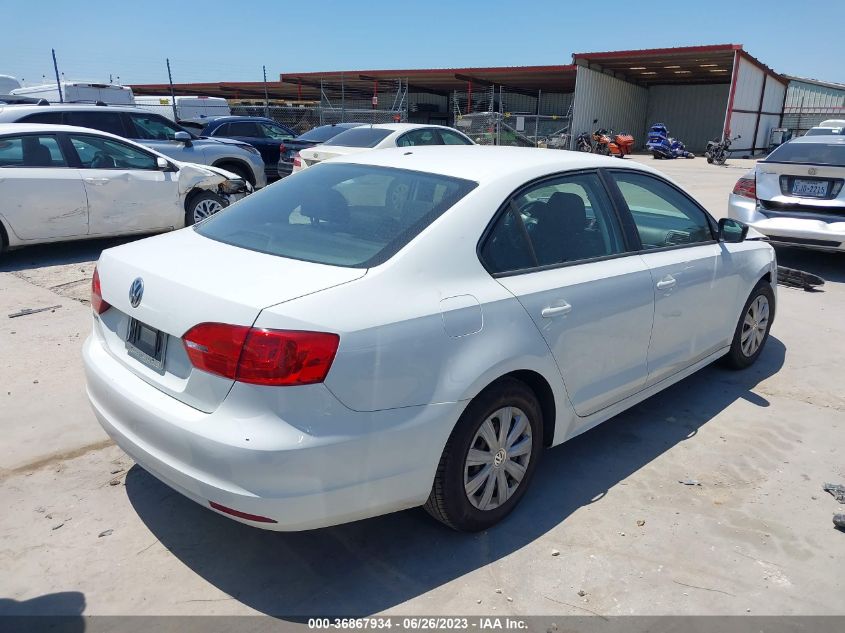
[0,123,252,252]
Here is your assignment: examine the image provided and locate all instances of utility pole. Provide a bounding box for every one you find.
[51,49,63,103]
[166,58,177,121]
[262,65,270,118]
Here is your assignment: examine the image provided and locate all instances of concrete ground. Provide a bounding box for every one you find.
[1,156,843,619]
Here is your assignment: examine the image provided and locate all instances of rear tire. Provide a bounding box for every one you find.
[185,191,226,226]
[721,281,775,369]
[424,378,543,531]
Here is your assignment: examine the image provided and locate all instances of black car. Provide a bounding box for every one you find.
[182,116,297,180]
[277,122,365,177]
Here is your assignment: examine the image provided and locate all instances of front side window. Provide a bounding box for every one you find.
[323,127,392,148]
[258,123,294,140]
[612,171,713,248]
[68,134,157,170]
[196,163,477,267]
[481,172,625,273]
[64,111,126,137]
[0,134,67,167]
[128,113,186,141]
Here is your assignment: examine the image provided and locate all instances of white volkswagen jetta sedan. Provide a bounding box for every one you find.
[84,146,777,532]
[728,135,845,251]
[0,123,250,252]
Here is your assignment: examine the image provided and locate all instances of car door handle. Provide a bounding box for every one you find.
[541,303,572,318]
[656,276,677,290]
[84,177,110,185]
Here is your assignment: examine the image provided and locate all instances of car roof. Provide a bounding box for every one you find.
[0,104,166,117]
[330,145,659,184]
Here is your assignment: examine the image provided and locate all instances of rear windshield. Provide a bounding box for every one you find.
[298,124,361,143]
[196,163,477,267]
[804,128,842,136]
[765,141,845,167]
[323,127,392,148]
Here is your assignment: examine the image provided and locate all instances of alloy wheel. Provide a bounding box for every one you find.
[464,406,533,511]
[741,295,770,357]
[193,197,224,223]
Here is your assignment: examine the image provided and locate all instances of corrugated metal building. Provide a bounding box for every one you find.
[782,76,845,134]
[571,45,787,154]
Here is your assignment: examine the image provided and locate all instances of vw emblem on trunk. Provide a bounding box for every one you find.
[808,168,817,175]
[129,278,144,308]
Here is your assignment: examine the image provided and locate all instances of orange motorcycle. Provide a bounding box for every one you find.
[591,127,635,158]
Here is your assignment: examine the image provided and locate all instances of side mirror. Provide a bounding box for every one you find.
[718,217,748,243]
[174,131,192,145]
[156,157,171,171]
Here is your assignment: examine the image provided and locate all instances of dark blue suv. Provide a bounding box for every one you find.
[181,116,296,181]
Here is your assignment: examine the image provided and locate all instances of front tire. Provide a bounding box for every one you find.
[722,282,775,369]
[424,378,543,531]
[185,191,226,226]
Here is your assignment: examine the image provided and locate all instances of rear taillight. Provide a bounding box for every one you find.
[279,143,286,155]
[182,323,339,386]
[293,153,301,168]
[732,176,756,200]
[91,267,111,315]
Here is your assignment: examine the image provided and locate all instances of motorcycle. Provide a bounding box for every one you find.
[645,123,694,159]
[705,134,741,165]
[575,131,593,152]
[591,125,634,158]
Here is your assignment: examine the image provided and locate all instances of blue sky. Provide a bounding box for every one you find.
[4,0,843,86]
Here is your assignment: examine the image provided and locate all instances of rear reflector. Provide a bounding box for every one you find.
[91,267,111,315]
[182,323,339,386]
[209,501,277,523]
[733,176,756,200]
[293,154,301,168]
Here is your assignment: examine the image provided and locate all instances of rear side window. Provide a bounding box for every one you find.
[397,129,441,147]
[323,127,392,148]
[196,163,477,267]
[440,130,473,145]
[0,135,67,167]
[21,112,64,125]
[612,171,713,248]
[765,141,845,166]
[226,121,261,137]
[64,111,126,136]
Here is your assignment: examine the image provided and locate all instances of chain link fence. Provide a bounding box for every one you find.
[451,86,573,148]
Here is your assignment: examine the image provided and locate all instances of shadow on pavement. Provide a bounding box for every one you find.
[0,591,85,632]
[126,337,786,619]
[774,247,845,285]
[0,236,139,273]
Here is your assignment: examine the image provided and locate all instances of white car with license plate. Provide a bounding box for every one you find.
[0,124,250,252]
[84,146,776,532]
[294,123,473,172]
[728,135,845,251]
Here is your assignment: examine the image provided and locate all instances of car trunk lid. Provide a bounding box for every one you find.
[298,145,366,168]
[94,228,365,412]
[757,162,844,207]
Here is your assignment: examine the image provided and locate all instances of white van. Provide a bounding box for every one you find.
[133,95,231,121]
[10,82,135,105]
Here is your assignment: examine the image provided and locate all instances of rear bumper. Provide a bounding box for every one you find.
[83,332,459,531]
[728,194,845,252]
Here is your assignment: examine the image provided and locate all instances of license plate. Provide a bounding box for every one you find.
[126,318,167,372]
[792,179,829,197]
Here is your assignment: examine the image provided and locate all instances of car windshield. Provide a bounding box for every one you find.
[196,163,477,267]
[297,125,361,143]
[765,141,845,167]
[322,127,392,148]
